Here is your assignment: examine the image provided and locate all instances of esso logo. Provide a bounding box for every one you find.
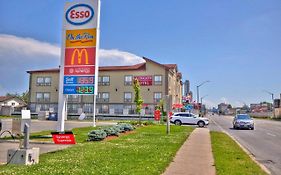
[65,4,94,25]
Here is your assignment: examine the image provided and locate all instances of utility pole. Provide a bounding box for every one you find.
[196,80,210,103]
[200,94,208,104]
[263,90,275,118]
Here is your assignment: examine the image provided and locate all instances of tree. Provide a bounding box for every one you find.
[133,78,143,123]
[5,90,29,103]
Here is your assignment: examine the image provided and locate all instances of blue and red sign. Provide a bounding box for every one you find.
[65,4,94,26]
[64,76,95,85]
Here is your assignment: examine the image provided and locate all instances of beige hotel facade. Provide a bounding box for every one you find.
[27,57,183,116]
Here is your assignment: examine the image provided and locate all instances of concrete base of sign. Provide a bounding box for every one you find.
[7,148,40,165]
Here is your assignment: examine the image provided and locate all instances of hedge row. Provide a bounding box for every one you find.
[87,123,135,141]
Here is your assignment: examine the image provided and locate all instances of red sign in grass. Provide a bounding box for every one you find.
[154,110,161,121]
[51,131,76,144]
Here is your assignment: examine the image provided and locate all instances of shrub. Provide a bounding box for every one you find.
[88,130,107,141]
[118,123,135,131]
[102,127,120,136]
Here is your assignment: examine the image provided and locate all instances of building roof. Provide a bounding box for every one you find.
[27,57,179,73]
[99,62,146,71]
[163,64,177,69]
[0,96,13,102]
[0,96,27,106]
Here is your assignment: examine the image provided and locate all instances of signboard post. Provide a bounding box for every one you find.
[58,0,100,132]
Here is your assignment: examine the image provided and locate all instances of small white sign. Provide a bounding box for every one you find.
[21,110,31,119]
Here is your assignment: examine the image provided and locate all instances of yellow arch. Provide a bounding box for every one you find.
[71,49,89,65]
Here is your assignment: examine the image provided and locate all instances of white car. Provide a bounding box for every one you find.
[170,112,209,127]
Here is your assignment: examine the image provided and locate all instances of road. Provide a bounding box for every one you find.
[208,114,281,175]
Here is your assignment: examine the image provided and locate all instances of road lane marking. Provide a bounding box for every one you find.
[267,133,276,137]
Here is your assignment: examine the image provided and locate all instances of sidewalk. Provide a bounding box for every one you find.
[163,128,216,175]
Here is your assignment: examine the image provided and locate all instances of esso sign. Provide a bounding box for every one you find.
[66,4,94,25]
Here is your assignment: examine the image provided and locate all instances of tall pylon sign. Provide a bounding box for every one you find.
[58,0,100,132]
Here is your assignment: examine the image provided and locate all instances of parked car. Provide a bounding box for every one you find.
[170,112,209,127]
[233,114,254,130]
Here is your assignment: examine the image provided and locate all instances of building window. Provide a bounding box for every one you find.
[68,95,80,102]
[124,75,133,85]
[124,92,132,102]
[154,92,162,103]
[68,104,80,113]
[36,77,52,86]
[101,105,109,113]
[44,77,51,86]
[98,76,110,86]
[36,92,50,102]
[83,104,93,113]
[154,75,162,85]
[102,76,110,86]
[102,92,109,102]
[98,76,102,86]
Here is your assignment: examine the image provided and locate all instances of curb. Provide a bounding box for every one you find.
[0,140,55,145]
[210,117,271,175]
[222,131,271,175]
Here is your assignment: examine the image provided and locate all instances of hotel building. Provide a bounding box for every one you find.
[27,57,183,116]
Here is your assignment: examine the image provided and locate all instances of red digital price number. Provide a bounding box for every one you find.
[77,77,94,84]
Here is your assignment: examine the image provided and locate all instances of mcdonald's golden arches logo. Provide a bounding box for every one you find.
[65,48,95,66]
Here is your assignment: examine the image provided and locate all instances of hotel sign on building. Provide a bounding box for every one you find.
[62,0,100,95]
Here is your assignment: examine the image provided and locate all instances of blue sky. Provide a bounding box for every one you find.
[0,0,280,107]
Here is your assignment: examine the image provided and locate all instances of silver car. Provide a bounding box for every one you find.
[233,114,254,130]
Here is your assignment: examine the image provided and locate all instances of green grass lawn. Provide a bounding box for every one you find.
[0,115,17,119]
[211,131,267,175]
[0,125,193,175]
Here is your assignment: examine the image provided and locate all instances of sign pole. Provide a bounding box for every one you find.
[166,95,171,135]
[93,95,96,127]
[93,0,101,127]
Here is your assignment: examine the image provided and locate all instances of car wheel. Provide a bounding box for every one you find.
[198,121,205,127]
[233,125,236,129]
[174,120,182,126]
[251,127,254,130]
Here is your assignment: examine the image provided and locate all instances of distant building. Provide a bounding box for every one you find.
[27,57,183,116]
[250,102,272,113]
[218,103,232,115]
[184,80,190,96]
[0,96,26,107]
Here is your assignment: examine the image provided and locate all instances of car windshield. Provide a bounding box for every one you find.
[236,115,251,120]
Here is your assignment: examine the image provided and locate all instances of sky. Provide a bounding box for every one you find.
[0,0,280,107]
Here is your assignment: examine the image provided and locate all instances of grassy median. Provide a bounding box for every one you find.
[211,131,267,175]
[0,125,193,175]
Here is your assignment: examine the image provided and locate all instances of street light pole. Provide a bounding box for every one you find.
[263,90,275,118]
[196,80,210,104]
[200,95,208,104]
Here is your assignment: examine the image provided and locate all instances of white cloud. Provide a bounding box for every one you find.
[0,34,60,59]
[0,34,144,66]
[0,34,144,95]
[99,49,144,66]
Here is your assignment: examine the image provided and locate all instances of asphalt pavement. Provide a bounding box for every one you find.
[209,114,281,175]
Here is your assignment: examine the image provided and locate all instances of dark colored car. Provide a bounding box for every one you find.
[233,114,254,130]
